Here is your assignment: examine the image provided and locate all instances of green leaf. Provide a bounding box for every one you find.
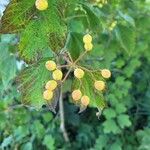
[43,135,55,150]
[115,25,136,55]
[0,43,17,88]
[67,32,84,60]
[0,0,35,33]
[118,11,135,27]
[93,135,108,150]
[32,120,45,139]
[17,60,50,109]
[115,104,127,114]
[81,2,100,29]
[137,128,150,150]
[72,71,106,110]
[42,112,53,123]
[68,20,85,33]
[18,20,51,61]
[110,141,122,150]
[1,0,66,61]
[103,108,116,119]
[14,126,29,142]
[21,142,33,150]
[117,114,131,128]
[103,119,121,134]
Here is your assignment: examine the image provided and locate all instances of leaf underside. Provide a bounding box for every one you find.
[72,71,106,111]
[17,60,59,110]
[1,0,67,62]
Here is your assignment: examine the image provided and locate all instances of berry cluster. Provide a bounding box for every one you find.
[83,34,93,51]
[43,61,63,101]
[35,0,48,11]
[72,68,111,107]
[43,33,111,110]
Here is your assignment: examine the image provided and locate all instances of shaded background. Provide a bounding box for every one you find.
[0,0,150,150]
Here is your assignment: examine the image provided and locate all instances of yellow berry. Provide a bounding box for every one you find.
[52,69,63,81]
[104,0,108,4]
[111,21,117,28]
[45,60,56,71]
[83,34,92,44]
[72,89,82,101]
[43,90,53,100]
[94,80,105,91]
[101,69,111,78]
[81,95,90,106]
[109,26,113,31]
[74,68,84,79]
[35,0,48,11]
[98,3,103,8]
[45,80,57,91]
[84,43,93,51]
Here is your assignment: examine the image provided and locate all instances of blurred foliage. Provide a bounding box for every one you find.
[0,0,150,150]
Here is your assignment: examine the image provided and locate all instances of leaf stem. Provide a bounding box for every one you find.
[59,85,69,142]
[62,67,72,83]
[74,51,87,64]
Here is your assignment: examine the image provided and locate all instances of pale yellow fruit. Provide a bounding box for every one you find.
[94,80,105,91]
[74,68,84,79]
[101,69,111,78]
[83,34,92,44]
[111,21,117,28]
[43,90,53,100]
[35,0,48,11]
[45,60,56,71]
[104,0,108,4]
[98,3,103,8]
[52,69,63,81]
[109,26,113,31]
[72,89,82,101]
[84,43,93,51]
[81,95,90,106]
[45,80,57,91]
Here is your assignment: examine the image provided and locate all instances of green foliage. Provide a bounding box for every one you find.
[115,25,136,54]
[18,60,52,109]
[0,34,17,88]
[0,0,150,150]
[1,0,66,61]
[137,128,150,150]
[73,72,106,110]
[43,135,55,150]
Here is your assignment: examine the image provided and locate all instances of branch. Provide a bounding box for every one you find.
[59,85,69,142]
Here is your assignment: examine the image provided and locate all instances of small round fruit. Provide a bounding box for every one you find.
[111,21,117,28]
[84,43,93,51]
[74,68,84,79]
[45,60,56,71]
[101,69,111,78]
[43,90,53,100]
[52,69,63,81]
[81,95,90,106]
[98,3,103,8]
[104,0,108,4]
[83,34,92,43]
[45,80,57,90]
[94,80,105,91]
[72,89,82,101]
[35,0,48,11]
